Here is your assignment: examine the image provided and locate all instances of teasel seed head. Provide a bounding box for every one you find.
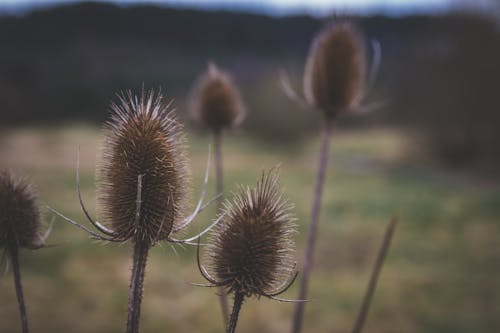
[0,170,43,250]
[204,169,297,298]
[304,22,366,122]
[190,62,246,131]
[97,90,190,245]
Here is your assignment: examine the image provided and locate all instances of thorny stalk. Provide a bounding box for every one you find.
[9,240,29,333]
[126,239,150,333]
[227,291,244,333]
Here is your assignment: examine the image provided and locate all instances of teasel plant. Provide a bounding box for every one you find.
[195,169,304,333]
[278,22,392,333]
[48,89,223,333]
[0,170,52,333]
[189,61,246,323]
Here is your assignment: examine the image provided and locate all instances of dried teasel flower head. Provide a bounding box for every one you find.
[304,22,366,122]
[97,90,190,245]
[190,62,245,132]
[0,170,43,250]
[201,169,297,299]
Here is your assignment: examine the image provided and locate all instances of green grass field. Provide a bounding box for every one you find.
[1,125,499,333]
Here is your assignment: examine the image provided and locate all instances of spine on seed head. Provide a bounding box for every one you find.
[97,90,190,245]
[205,169,297,298]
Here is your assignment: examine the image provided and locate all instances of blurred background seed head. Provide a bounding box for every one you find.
[189,62,246,132]
[0,170,42,250]
[303,22,365,121]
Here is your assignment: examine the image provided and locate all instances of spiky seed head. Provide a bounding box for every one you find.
[97,90,190,245]
[206,170,296,298]
[190,62,245,131]
[304,22,365,121]
[0,170,42,250]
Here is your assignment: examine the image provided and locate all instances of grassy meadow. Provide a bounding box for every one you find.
[0,124,499,332]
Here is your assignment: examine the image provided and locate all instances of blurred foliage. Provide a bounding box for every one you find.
[1,4,500,174]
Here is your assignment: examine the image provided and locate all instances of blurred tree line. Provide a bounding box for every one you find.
[0,2,499,175]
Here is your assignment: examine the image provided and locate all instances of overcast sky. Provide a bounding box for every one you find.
[0,0,495,16]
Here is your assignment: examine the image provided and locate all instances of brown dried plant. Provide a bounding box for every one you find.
[49,89,221,333]
[189,61,246,323]
[303,22,366,122]
[291,23,368,333]
[190,62,245,132]
[1,170,51,333]
[196,169,301,333]
[287,22,392,333]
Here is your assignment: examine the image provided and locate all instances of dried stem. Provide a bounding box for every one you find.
[9,241,29,333]
[214,128,230,326]
[126,239,150,333]
[227,291,244,333]
[351,217,398,333]
[214,129,224,204]
[292,123,332,333]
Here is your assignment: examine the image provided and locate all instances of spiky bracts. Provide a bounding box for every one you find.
[190,62,245,131]
[95,90,193,333]
[46,89,219,333]
[97,90,190,246]
[203,170,297,298]
[198,170,297,333]
[0,170,42,251]
[304,22,365,122]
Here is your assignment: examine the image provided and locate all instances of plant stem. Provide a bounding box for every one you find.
[351,217,398,333]
[10,241,29,333]
[214,128,230,326]
[227,292,244,333]
[292,123,332,333]
[214,129,224,207]
[126,239,150,333]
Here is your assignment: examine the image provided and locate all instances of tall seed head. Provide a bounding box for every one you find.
[206,170,296,297]
[190,62,245,131]
[304,22,365,121]
[97,90,190,245]
[0,170,42,250]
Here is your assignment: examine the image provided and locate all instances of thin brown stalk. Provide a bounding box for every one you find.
[292,123,332,333]
[351,217,398,333]
[227,291,244,333]
[214,128,230,326]
[126,239,150,333]
[10,241,29,333]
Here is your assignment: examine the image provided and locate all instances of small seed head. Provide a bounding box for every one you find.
[0,170,42,250]
[206,170,296,298]
[304,22,365,121]
[97,90,190,245]
[190,62,245,131]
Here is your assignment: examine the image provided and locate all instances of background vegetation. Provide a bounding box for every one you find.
[1,126,498,332]
[1,3,500,173]
[1,2,499,332]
